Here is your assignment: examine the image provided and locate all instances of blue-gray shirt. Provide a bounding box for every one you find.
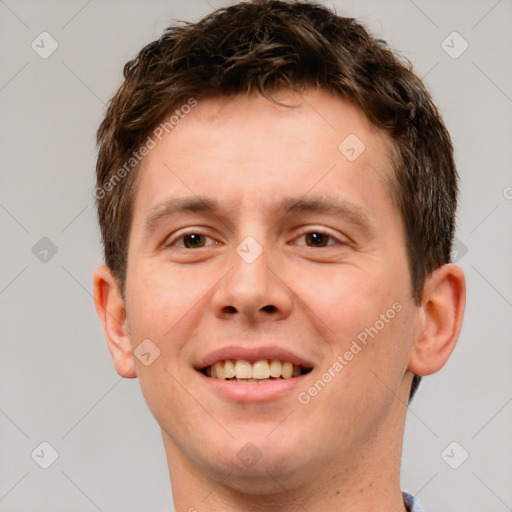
[403,491,423,511]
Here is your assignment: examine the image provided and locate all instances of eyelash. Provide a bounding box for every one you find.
[165,228,347,249]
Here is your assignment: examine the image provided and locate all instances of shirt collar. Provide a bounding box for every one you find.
[403,491,423,512]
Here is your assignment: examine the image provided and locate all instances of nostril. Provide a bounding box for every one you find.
[262,305,277,313]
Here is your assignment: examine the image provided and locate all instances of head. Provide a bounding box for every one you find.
[93,0,465,501]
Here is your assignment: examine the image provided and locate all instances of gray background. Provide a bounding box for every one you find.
[1,0,511,511]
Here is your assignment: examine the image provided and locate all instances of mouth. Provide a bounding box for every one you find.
[199,359,313,383]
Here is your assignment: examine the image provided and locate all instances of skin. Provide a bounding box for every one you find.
[93,89,465,512]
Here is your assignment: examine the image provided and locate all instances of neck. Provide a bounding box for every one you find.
[163,396,409,512]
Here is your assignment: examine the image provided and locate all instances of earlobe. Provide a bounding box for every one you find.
[408,263,466,376]
[92,265,137,378]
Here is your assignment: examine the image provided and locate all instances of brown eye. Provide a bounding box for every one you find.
[304,232,331,247]
[181,234,206,248]
[165,232,216,249]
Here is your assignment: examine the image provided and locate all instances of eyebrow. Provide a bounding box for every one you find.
[142,194,375,239]
[279,196,374,234]
[143,196,220,237]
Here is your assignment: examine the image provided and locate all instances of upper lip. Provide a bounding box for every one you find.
[194,345,315,370]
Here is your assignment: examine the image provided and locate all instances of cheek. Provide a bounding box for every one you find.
[126,264,200,340]
[298,308,413,449]
[123,264,207,415]
[299,263,413,398]
[304,262,407,340]
[124,267,209,434]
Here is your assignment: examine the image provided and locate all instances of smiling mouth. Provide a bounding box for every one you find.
[200,359,313,382]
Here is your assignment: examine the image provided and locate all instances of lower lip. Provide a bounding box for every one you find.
[196,371,311,403]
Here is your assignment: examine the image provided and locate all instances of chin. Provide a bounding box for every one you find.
[197,430,315,491]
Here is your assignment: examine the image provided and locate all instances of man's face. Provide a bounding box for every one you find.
[122,89,420,488]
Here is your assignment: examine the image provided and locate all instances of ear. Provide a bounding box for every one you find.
[408,263,466,376]
[92,265,136,378]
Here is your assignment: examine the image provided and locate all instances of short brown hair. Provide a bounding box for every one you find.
[95,0,459,398]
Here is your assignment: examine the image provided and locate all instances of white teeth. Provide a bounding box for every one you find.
[252,360,270,379]
[224,360,235,378]
[269,360,282,377]
[205,359,308,381]
[213,361,225,380]
[282,361,293,379]
[235,360,252,379]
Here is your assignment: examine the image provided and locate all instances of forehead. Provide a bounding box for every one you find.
[131,89,398,229]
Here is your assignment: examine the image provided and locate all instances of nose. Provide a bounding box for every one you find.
[210,237,293,325]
